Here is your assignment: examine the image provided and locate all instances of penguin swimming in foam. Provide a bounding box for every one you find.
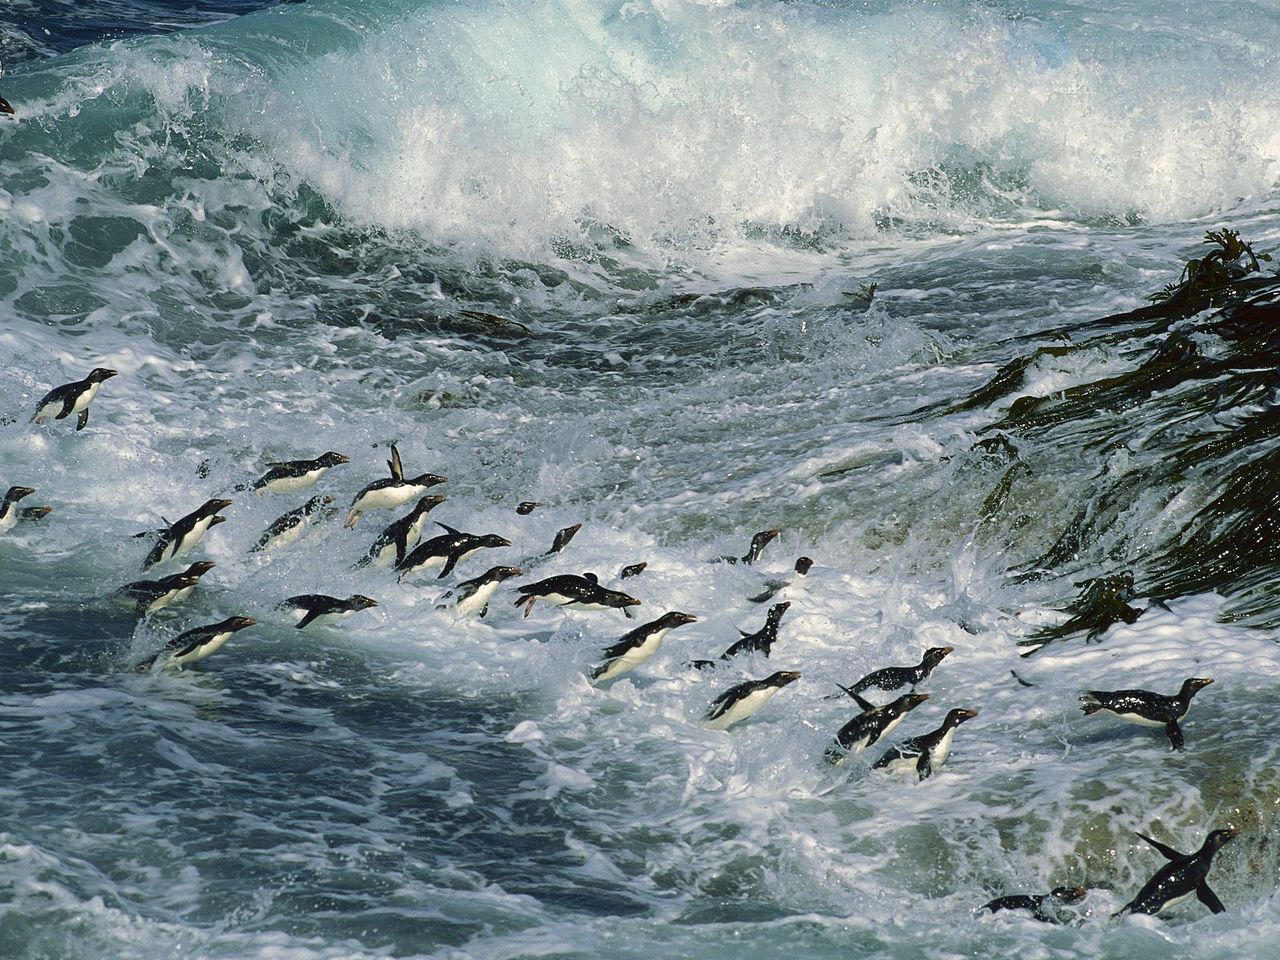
[830,646,954,701]
[545,523,582,556]
[0,485,36,534]
[250,495,338,554]
[516,501,542,515]
[748,556,813,603]
[0,96,13,116]
[589,611,697,683]
[136,615,255,671]
[513,573,641,618]
[141,498,232,570]
[823,692,930,765]
[979,886,1087,922]
[705,670,800,730]
[247,452,349,495]
[31,367,117,431]
[344,444,446,528]
[395,524,511,580]
[721,601,790,659]
[436,565,524,618]
[356,495,447,568]
[711,528,780,565]
[279,594,379,629]
[872,707,979,779]
[19,505,52,522]
[1116,827,1238,917]
[619,562,647,579]
[116,561,216,615]
[1080,677,1213,750]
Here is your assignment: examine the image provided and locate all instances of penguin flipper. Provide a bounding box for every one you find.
[916,752,933,781]
[395,536,408,563]
[76,409,90,431]
[1196,882,1225,914]
[388,443,403,481]
[435,521,461,536]
[295,609,320,630]
[1136,833,1183,862]
[438,554,460,578]
[1165,719,1185,750]
[623,606,635,619]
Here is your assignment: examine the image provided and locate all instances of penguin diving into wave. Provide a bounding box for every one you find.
[31,367,117,431]
[345,444,445,528]
[136,616,255,671]
[1116,827,1238,917]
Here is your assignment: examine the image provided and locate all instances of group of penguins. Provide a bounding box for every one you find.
[3,366,1240,924]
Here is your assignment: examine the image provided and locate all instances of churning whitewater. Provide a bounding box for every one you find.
[3,0,1280,958]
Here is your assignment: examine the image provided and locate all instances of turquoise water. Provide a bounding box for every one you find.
[2,1,1280,956]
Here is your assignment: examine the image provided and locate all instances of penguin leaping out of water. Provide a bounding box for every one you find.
[720,602,790,659]
[1080,677,1213,750]
[251,496,338,554]
[344,444,446,528]
[829,646,954,701]
[0,485,36,534]
[395,524,511,580]
[589,611,698,683]
[356,495,447,568]
[279,594,379,629]
[711,528,780,565]
[141,498,232,570]
[247,452,350,495]
[116,561,216,615]
[513,573,641,618]
[872,707,979,780]
[1116,827,1238,917]
[823,692,930,765]
[979,886,1087,922]
[748,556,813,603]
[31,367,117,431]
[704,670,801,730]
[136,615,256,671]
[436,565,523,618]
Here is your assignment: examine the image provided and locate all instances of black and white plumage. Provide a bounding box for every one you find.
[344,444,446,528]
[31,367,117,430]
[705,670,801,730]
[436,565,524,618]
[116,561,216,615]
[516,501,542,515]
[872,707,979,779]
[251,496,338,554]
[356,495,447,568]
[0,485,36,534]
[748,556,813,603]
[711,528,780,565]
[19,506,52,522]
[545,523,582,556]
[619,562,647,579]
[979,886,1087,922]
[279,594,379,630]
[720,602,790,659]
[136,615,255,671]
[823,692,930,765]
[1080,677,1214,750]
[248,452,349,495]
[141,498,232,570]
[513,573,641,618]
[395,524,511,580]
[831,646,955,701]
[0,96,13,115]
[589,611,698,683]
[1116,827,1238,917]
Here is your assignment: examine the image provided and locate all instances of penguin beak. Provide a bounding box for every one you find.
[955,708,979,722]
[232,617,257,630]
[776,671,802,685]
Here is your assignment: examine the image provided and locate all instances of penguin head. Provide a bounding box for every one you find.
[944,707,979,728]
[202,498,235,515]
[225,616,257,631]
[894,692,931,712]
[485,566,524,582]
[794,556,814,575]
[1180,677,1214,699]
[4,485,36,503]
[479,533,512,549]
[661,611,698,628]
[183,561,216,576]
[1049,886,1087,904]
[407,472,448,487]
[316,452,350,468]
[414,495,447,514]
[767,670,802,687]
[88,368,118,382]
[1205,826,1239,852]
[767,601,791,621]
[517,501,542,515]
[924,646,955,666]
[346,595,379,611]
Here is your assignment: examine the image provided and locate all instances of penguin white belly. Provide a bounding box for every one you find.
[707,686,780,731]
[879,752,920,775]
[927,727,960,768]
[593,631,667,683]
[259,469,323,495]
[0,511,16,534]
[170,632,232,668]
[453,581,501,617]
[356,484,424,512]
[1110,711,1169,728]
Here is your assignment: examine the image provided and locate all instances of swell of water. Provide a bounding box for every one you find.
[3,0,1280,957]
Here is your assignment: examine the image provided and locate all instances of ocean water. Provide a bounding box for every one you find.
[3,0,1280,957]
